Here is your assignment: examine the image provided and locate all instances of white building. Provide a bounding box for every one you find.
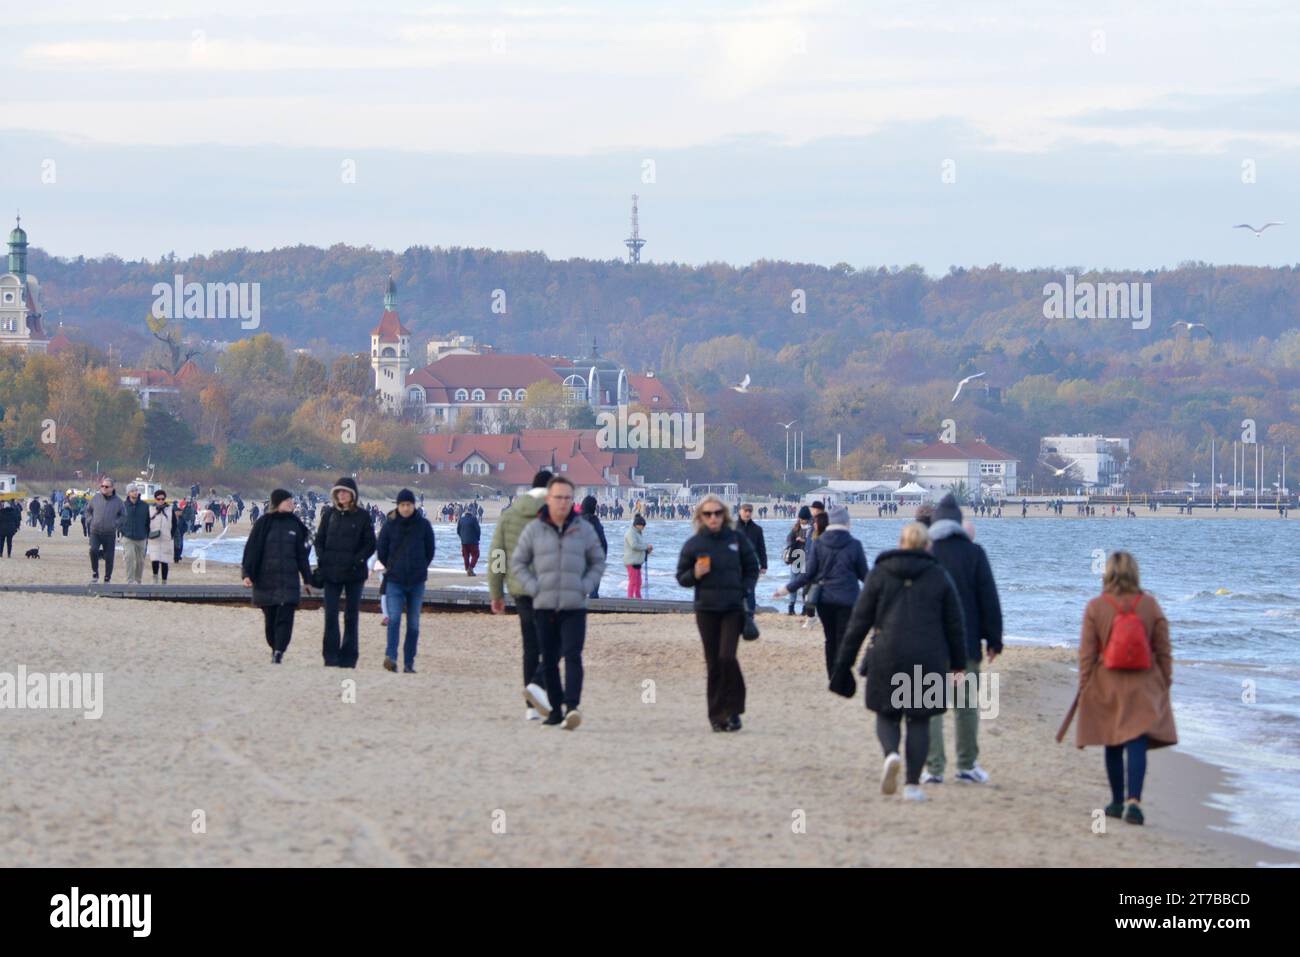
[0,217,48,353]
[903,440,1019,498]
[0,473,18,494]
[802,480,901,504]
[1040,435,1130,491]
[426,334,481,364]
[370,276,413,411]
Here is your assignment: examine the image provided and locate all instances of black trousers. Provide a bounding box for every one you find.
[322,579,363,667]
[0,531,13,557]
[516,595,544,690]
[89,531,116,579]
[695,609,746,725]
[817,602,854,679]
[876,712,931,786]
[262,604,296,654]
[536,609,587,711]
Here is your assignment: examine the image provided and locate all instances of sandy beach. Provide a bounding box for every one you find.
[1,531,1294,867]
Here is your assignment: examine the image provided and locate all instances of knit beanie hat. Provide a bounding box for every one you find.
[270,488,293,509]
[933,493,962,524]
[396,488,416,505]
[797,505,812,521]
[828,504,850,526]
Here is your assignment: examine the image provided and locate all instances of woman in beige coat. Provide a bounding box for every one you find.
[1076,551,1177,826]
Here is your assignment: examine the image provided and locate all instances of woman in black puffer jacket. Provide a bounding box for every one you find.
[242,488,314,663]
[677,495,760,733]
[831,522,966,802]
[312,477,377,668]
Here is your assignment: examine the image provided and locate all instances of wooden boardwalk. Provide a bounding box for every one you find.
[0,582,700,614]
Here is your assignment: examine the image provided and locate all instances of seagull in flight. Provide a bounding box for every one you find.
[778,419,796,429]
[732,374,752,394]
[1171,321,1211,335]
[951,371,985,402]
[1039,455,1080,478]
[1234,222,1284,236]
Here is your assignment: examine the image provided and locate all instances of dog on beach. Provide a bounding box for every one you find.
[25,547,40,559]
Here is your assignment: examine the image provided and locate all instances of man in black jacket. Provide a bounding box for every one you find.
[377,489,436,673]
[579,494,608,599]
[241,489,314,663]
[313,477,377,668]
[919,493,1003,784]
[735,503,767,612]
[455,507,480,576]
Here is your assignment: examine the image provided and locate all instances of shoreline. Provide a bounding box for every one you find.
[2,531,1296,866]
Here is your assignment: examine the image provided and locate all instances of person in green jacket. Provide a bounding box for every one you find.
[488,469,553,721]
[622,514,652,598]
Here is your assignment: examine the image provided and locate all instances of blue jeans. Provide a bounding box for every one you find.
[1105,735,1148,803]
[385,579,425,669]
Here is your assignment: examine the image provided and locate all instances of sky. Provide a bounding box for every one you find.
[1,0,1298,272]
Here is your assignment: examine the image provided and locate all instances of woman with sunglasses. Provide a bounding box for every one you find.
[676,495,760,732]
[146,489,177,584]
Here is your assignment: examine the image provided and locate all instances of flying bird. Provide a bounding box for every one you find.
[1040,455,1080,478]
[1233,222,1284,236]
[732,374,752,394]
[1171,321,1211,335]
[778,419,796,429]
[951,371,985,402]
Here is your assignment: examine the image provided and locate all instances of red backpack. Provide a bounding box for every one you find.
[1101,593,1152,670]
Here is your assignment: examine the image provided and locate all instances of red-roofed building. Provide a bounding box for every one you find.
[415,429,642,499]
[405,354,565,430]
[47,330,74,355]
[903,440,1019,496]
[627,372,681,411]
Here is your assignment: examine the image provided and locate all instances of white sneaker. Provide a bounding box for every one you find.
[881,752,901,795]
[561,708,582,731]
[903,785,928,802]
[956,766,989,784]
[525,707,541,721]
[524,683,551,718]
[921,771,944,785]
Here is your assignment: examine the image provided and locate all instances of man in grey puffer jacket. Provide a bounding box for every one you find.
[85,477,127,583]
[511,475,606,730]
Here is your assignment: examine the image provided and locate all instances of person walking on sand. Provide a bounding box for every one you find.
[578,494,609,599]
[242,489,314,663]
[120,484,150,584]
[59,500,72,537]
[376,489,436,673]
[735,503,768,614]
[1075,551,1176,826]
[773,504,868,678]
[85,477,126,583]
[511,475,606,730]
[146,489,178,584]
[623,513,653,598]
[489,469,554,721]
[782,507,811,615]
[917,493,1004,785]
[313,476,377,668]
[676,495,759,732]
[456,505,481,576]
[0,501,19,557]
[830,522,966,802]
[200,505,215,533]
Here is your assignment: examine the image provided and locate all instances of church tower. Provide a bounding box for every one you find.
[0,215,47,353]
[370,275,411,409]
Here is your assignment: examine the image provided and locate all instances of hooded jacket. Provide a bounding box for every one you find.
[377,508,436,586]
[783,526,868,607]
[834,549,966,717]
[579,495,608,556]
[312,481,377,584]
[242,510,314,606]
[928,514,1004,662]
[511,506,606,610]
[488,488,546,601]
[676,524,760,613]
[86,490,127,537]
[623,525,649,566]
